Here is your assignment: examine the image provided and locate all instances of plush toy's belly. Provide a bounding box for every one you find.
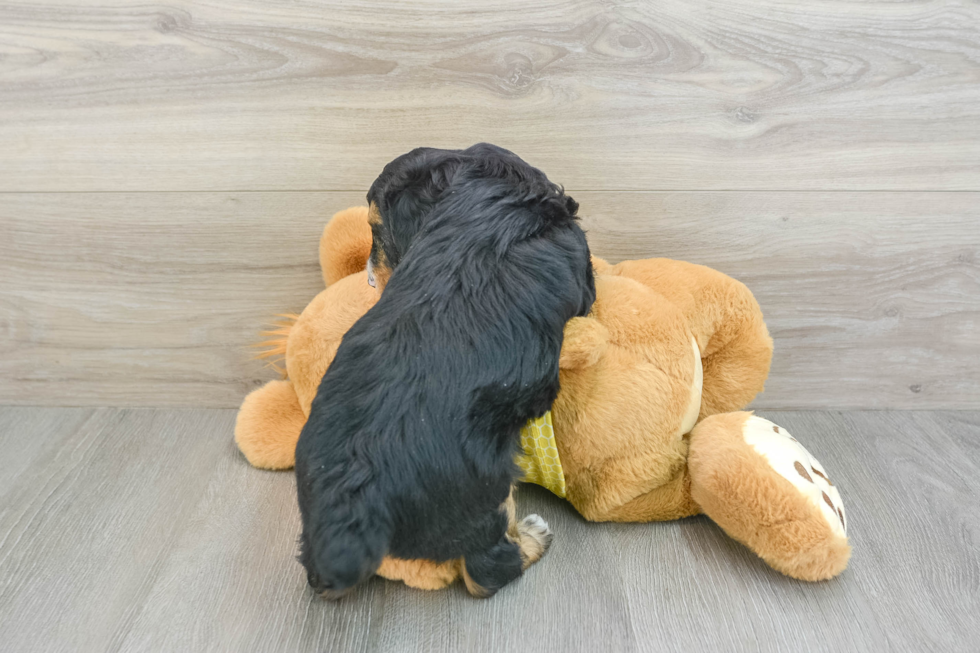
[516,412,567,497]
[518,335,704,499]
[678,336,704,439]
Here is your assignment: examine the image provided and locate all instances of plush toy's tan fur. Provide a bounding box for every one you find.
[319,206,374,287]
[236,207,851,586]
[235,379,305,470]
[550,260,773,523]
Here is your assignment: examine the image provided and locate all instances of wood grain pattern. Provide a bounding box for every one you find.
[0,192,352,407]
[0,0,978,191]
[0,408,231,652]
[929,411,980,468]
[0,408,977,651]
[578,191,980,409]
[2,191,977,409]
[622,410,980,651]
[0,406,95,498]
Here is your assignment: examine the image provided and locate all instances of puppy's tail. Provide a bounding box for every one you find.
[308,533,386,598]
[300,503,390,598]
[250,313,300,378]
[297,454,391,597]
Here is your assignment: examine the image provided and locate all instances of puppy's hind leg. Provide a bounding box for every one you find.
[461,536,524,599]
[513,514,553,569]
[502,488,553,569]
[462,488,553,598]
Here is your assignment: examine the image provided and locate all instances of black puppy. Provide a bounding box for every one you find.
[295,144,595,598]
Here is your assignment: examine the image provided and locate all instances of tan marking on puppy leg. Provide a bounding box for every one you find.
[503,487,519,539]
[513,514,552,569]
[501,486,553,570]
[460,488,554,598]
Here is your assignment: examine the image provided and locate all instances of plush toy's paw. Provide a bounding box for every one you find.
[741,415,847,537]
[516,514,553,569]
[689,412,850,581]
[234,380,306,470]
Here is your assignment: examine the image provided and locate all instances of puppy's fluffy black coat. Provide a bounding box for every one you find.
[295,144,595,597]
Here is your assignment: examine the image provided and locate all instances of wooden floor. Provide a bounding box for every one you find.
[0,407,977,652]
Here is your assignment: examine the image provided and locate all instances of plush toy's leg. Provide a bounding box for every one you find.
[585,469,701,523]
[687,412,850,581]
[234,380,306,470]
[695,280,773,418]
[612,259,773,417]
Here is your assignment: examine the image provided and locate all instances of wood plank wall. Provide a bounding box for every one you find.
[1,0,978,408]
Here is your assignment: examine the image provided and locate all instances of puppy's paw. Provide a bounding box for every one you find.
[521,513,551,539]
[517,514,553,568]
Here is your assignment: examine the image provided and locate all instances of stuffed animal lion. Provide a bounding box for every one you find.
[236,207,850,587]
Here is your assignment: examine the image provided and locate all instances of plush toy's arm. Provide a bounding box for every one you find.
[559,317,609,370]
[591,255,613,275]
[609,258,773,417]
[319,207,373,287]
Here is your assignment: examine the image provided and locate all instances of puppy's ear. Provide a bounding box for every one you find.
[367,148,466,267]
[560,317,608,370]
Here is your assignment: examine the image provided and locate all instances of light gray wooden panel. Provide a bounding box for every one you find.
[0,192,362,407]
[114,411,385,653]
[0,407,95,498]
[2,408,978,652]
[577,191,980,409]
[2,191,977,409]
[928,411,980,466]
[0,408,231,653]
[0,0,978,191]
[116,447,637,653]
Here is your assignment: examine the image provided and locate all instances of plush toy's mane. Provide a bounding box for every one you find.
[253,314,300,378]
